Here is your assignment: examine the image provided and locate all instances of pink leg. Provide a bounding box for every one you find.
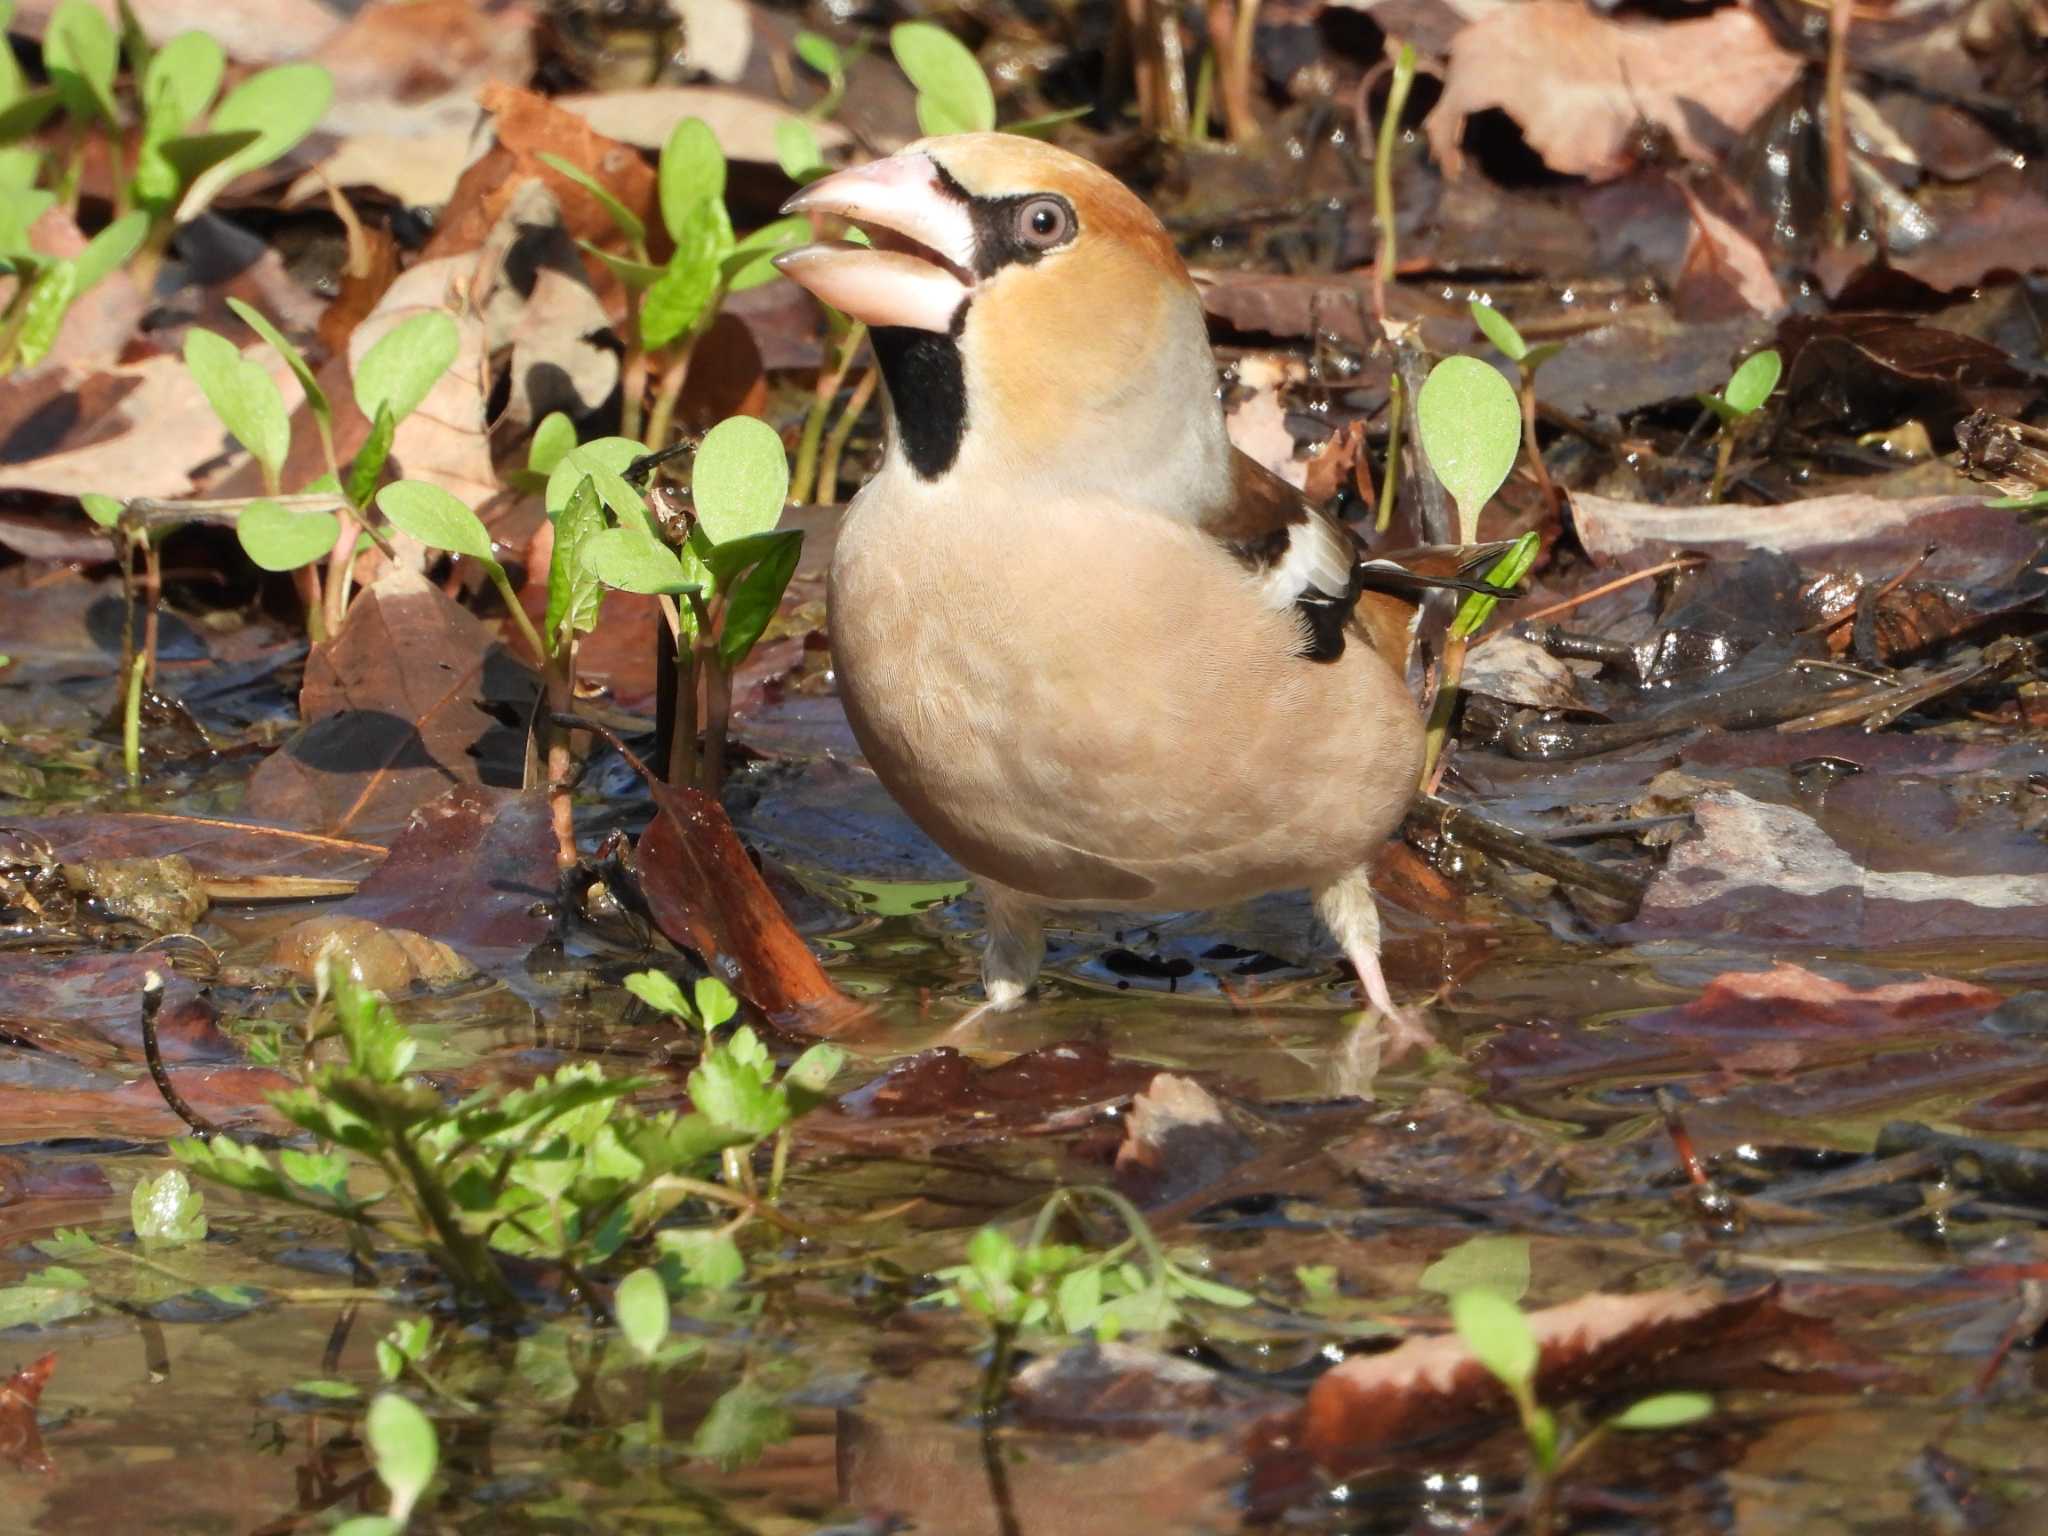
[1314,873,1437,1061]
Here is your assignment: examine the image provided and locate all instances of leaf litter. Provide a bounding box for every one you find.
[2,0,2048,1529]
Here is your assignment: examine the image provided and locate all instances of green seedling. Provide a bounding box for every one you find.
[929,1184,1253,1418]
[329,1392,439,1535]
[173,962,838,1316]
[1452,1288,1714,1534]
[891,22,996,137]
[1412,354,1531,784]
[1697,347,1781,502]
[547,118,803,450]
[794,30,849,121]
[1469,299,1564,514]
[4,5,330,315]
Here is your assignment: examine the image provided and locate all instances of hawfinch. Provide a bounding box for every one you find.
[774,135,1480,1052]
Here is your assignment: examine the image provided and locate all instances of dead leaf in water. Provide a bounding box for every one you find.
[0,1352,56,1473]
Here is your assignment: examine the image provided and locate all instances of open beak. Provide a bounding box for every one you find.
[772,152,977,333]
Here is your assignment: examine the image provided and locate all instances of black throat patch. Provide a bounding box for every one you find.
[871,317,968,481]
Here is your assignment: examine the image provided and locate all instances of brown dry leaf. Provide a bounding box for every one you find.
[1225,354,1306,487]
[11,0,341,61]
[287,0,540,210]
[427,84,657,262]
[1426,1,1802,181]
[558,86,852,163]
[0,1352,56,1473]
[1299,1283,1829,1473]
[346,259,497,510]
[1113,1073,1256,1207]
[1674,180,1787,320]
[243,567,525,839]
[0,346,298,501]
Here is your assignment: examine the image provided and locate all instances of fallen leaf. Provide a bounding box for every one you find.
[10,0,341,62]
[0,1352,56,1473]
[243,566,528,839]
[557,86,851,164]
[1113,1073,1256,1207]
[1425,2,1802,181]
[1673,179,1787,320]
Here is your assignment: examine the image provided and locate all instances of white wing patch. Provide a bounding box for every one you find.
[1256,511,1354,609]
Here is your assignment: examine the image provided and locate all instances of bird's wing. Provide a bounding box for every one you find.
[1199,449,1517,663]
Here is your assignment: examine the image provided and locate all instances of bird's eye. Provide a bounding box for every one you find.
[1015,197,1072,250]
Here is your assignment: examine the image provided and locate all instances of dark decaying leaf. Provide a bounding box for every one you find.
[244,568,530,840]
[0,952,237,1066]
[1112,1073,1258,1208]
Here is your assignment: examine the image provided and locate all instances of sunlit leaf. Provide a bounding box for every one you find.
[641,198,731,351]
[184,328,290,484]
[0,89,60,148]
[578,240,666,293]
[693,415,789,545]
[363,1392,437,1525]
[717,527,800,669]
[793,30,842,79]
[1722,348,1782,416]
[12,259,77,370]
[376,480,495,565]
[43,0,119,124]
[74,211,147,296]
[1611,1391,1714,1431]
[1415,355,1520,546]
[353,310,459,427]
[227,298,330,434]
[688,1380,792,1471]
[725,214,809,291]
[238,498,339,572]
[545,437,645,520]
[141,30,224,132]
[1469,299,1528,363]
[175,63,334,223]
[131,1169,207,1247]
[79,492,122,528]
[693,976,737,1032]
[774,117,825,184]
[1419,1235,1530,1302]
[624,969,691,1019]
[586,525,693,595]
[347,403,397,506]
[659,1227,743,1291]
[545,475,607,646]
[615,1266,671,1362]
[891,21,995,135]
[658,117,726,244]
[1451,1288,1538,1391]
[528,411,577,477]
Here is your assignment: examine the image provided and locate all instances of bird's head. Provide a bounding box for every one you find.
[774,134,1229,505]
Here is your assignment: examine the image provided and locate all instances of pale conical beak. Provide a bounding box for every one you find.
[772,152,978,333]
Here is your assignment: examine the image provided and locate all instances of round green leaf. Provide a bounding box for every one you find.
[79,492,123,528]
[584,526,692,595]
[354,310,459,427]
[793,31,842,79]
[1468,300,1528,363]
[238,498,340,572]
[184,328,290,483]
[692,416,789,545]
[659,117,726,245]
[1722,348,1782,416]
[1611,1391,1713,1431]
[142,31,226,133]
[614,1266,670,1362]
[376,480,494,564]
[176,63,333,223]
[544,438,643,520]
[1415,355,1521,546]
[528,411,577,477]
[775,117,824,183]
[43,0,118,124]
[1450,1287,1538,1390]
[891,22,996,136]
[363,1392,437,1524]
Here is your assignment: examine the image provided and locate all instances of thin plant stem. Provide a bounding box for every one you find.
[1419,633,1467,790]
[140,540,162,687]
[1376,373,1405,533]
[1189,46,1215,143]
[686,590,730,796]
[621,279,650,442]
[123,647,146,789]
[1226,0,1263,143]
[792,322,866,503]
[815,366,879,504]
[666,640,699,787]
[1518,366,1559,516]
[1708,429,1735,503]
[645,313,713,453]
[481,562,546,663]
[1824,0,1854,246]
[545,640,579,869]
[1372,41,1418,323]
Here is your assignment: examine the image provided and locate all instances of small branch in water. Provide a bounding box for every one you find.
[140,970,225,1141]
[1409,794,1647,905]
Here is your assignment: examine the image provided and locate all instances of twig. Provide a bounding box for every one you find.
[1824,0,1855,245]
[1410,795,1647,904]
[140,971,225,1140]
[1474,557,1705,642]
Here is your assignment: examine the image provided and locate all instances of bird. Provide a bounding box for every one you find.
[772,134,1502,1055]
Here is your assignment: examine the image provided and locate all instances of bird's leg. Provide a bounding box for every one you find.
[1314,872,1436,1060]
[978,881,1045,1007]
[949,882,1046,1037]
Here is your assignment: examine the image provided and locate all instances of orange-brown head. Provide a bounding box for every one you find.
[775,134,1230,510]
